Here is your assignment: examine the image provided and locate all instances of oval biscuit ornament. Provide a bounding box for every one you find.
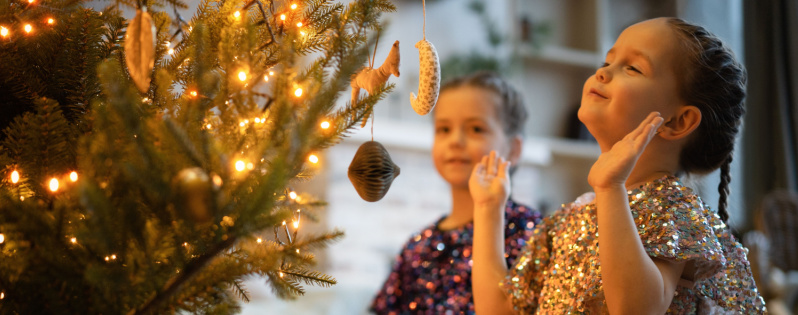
[125,9,156,94]
[409,0,440,115]
[348,141,400,202]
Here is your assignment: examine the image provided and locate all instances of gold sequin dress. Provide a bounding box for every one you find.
[502,176,767,314]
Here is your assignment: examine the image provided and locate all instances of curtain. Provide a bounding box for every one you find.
[742,0,798,220]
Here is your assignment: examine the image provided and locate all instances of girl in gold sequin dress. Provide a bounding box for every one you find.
[469,18,767,314]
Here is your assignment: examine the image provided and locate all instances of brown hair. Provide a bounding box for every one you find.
[438,71,528,138]
[667,18,747,222]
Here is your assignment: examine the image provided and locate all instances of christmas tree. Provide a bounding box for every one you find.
[0,0,395,313]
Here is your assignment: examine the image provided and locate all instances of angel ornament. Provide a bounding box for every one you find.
[350,40,400,127]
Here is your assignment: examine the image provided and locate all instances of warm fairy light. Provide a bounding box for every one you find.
[168,48,174,55]
[238,71,247,81]
[24,24,32,34]
[0,233,4,244]
[268,71,274,76]
[1,26,8,37]
[183,242,189,247]
[280,14,286,21]
[254,118,261,123]
[239,121,245,127]
[256,237,263,243]
[28,0,34,3]
[206,123,212,129]
[294,88,303,97]
[293,220,299,229]
[49,178,59,192]
[234,11,241,19]
[300,30,306,36]
[244,119,249,124]
[111,254,117,260]
[289,191,297,199]
[47,18,55,25]
[105,256,109,261]
[296,249,300,254]
[69,171,78,182]
[246,162,254,170]
[320,121,330,129]
[290,3,298,10]
[235,160,246,172]
[189,90,198,97]
[10,170,19,184]
[70,237,77,244]
[282,220,286,226]
[308,154,319,164]
[212,174,222,187]
[279,272,284,278]
[263,75,269,82]
[0,292,4,300]
[296,22,303,27]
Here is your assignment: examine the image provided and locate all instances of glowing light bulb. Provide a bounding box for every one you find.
[0,233,4,244]
[70,237,77,244]
[290,3,298,10]
[293,220,299,229]
[49,178,59,192]
[320,121,330,129]
[189,90,198,97]
[246,162,254,170]
[254,118,261,123]
[69,171,78,182]
[279,272,284,278]
[206,123,212,129]
[1,26,8,37]
[234,11,241,19]
[47,18,54,25]
[24,24,32,34]
[0,292,4,300]
[294,88,303,97]
[308,154,319,164]
[289,191,297,199]
[168,48,174,55]
[269,71,274,76]
[296,22,303,27]
[235,160,246,172]
[300,30,306,36]
[212,175,222,187]
[239,122,245,127]
[238,71,247,81]
[28,0,34,3]
[263,75,269,82]
[10,170,19,184]
[282,220,286,226]
[256,237,263,243]
[280,14,286,21]
[111,254,117,260]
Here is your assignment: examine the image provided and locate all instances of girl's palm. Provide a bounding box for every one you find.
[588,112,664,190]
[469,151,510,207]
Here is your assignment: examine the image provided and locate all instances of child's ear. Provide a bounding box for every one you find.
[658,105,702,140]
[508,135,523,166]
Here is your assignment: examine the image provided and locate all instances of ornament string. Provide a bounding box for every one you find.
[422,0,427,40]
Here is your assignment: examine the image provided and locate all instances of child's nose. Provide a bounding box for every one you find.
[596,67,611,83]
[449,129,466,147]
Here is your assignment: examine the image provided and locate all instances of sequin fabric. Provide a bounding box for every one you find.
[371,200,542,315]
[503,176,767,314]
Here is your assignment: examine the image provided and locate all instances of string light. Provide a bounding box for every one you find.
[189,90,198,97]
[70,237,77,244]
[239,121,245,127]
[320,121,330,129]
[212,174,222,187]
[233,11,241,19]
[47,18,55,25]
[308,154,319,164]
[10,170,19,184]
[1,292,4,300]
[24,24,32,34]
[238,71,247,82]
[28,0,34,3]
[290,3,298,10]
[292,219,299,229]
[206,123,212,129]
[294,88,303,97]
[263,75,269,82]
[168,48,174,55]
[246,162,254,170]
[69,171,78,182]
[269,71,274,76]
[279,271,284,278]
[256,237,262,243]
[1,26,8,37]
[280,14,286,21]
[0,233,4,244]
[49,178,59,192]
[289,191,297,199]
[235,160,246,172]
[296,22,303,27]
[300,30,306,37]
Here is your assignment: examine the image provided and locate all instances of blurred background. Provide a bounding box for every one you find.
[89,0,798,313]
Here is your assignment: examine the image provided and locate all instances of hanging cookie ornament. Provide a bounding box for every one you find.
[348,141,400,202]
[409,0,440,115]
[351,40,401,127]
[125,8,157,94]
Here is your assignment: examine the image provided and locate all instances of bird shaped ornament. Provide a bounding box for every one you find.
[409,0,440,115]
[348,141,400,202]
[351,40,401,127]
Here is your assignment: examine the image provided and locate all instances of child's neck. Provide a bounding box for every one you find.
[438,187,475,230]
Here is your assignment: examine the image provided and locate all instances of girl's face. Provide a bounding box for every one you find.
[433,86,512,189]
[578,18,686,151]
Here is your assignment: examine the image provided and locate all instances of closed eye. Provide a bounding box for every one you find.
[626,65,642,74]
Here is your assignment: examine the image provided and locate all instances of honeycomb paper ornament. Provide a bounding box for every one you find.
[172,167,213,224]
[348,141,400,202]
[125,9,156,93]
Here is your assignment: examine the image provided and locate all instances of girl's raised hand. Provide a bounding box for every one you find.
[469,151,511,207]
[588,112,664,191]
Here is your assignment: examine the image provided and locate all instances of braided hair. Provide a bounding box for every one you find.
[666,18,747,223]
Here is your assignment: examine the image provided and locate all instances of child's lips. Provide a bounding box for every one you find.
[589,88,608,99]
[446,158,471,166]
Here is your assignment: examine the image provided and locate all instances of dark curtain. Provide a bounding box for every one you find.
[742,0,798,218]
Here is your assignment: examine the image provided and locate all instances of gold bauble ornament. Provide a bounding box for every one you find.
[172,167,213,224]
[348,141,400,202]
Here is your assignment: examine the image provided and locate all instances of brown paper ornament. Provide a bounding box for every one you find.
[125,9,156,94]
[348,141,400,202]
[172,167,213,224]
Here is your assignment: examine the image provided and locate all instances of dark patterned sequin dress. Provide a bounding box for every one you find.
[503,176,767,314]
[371,199,542,315]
